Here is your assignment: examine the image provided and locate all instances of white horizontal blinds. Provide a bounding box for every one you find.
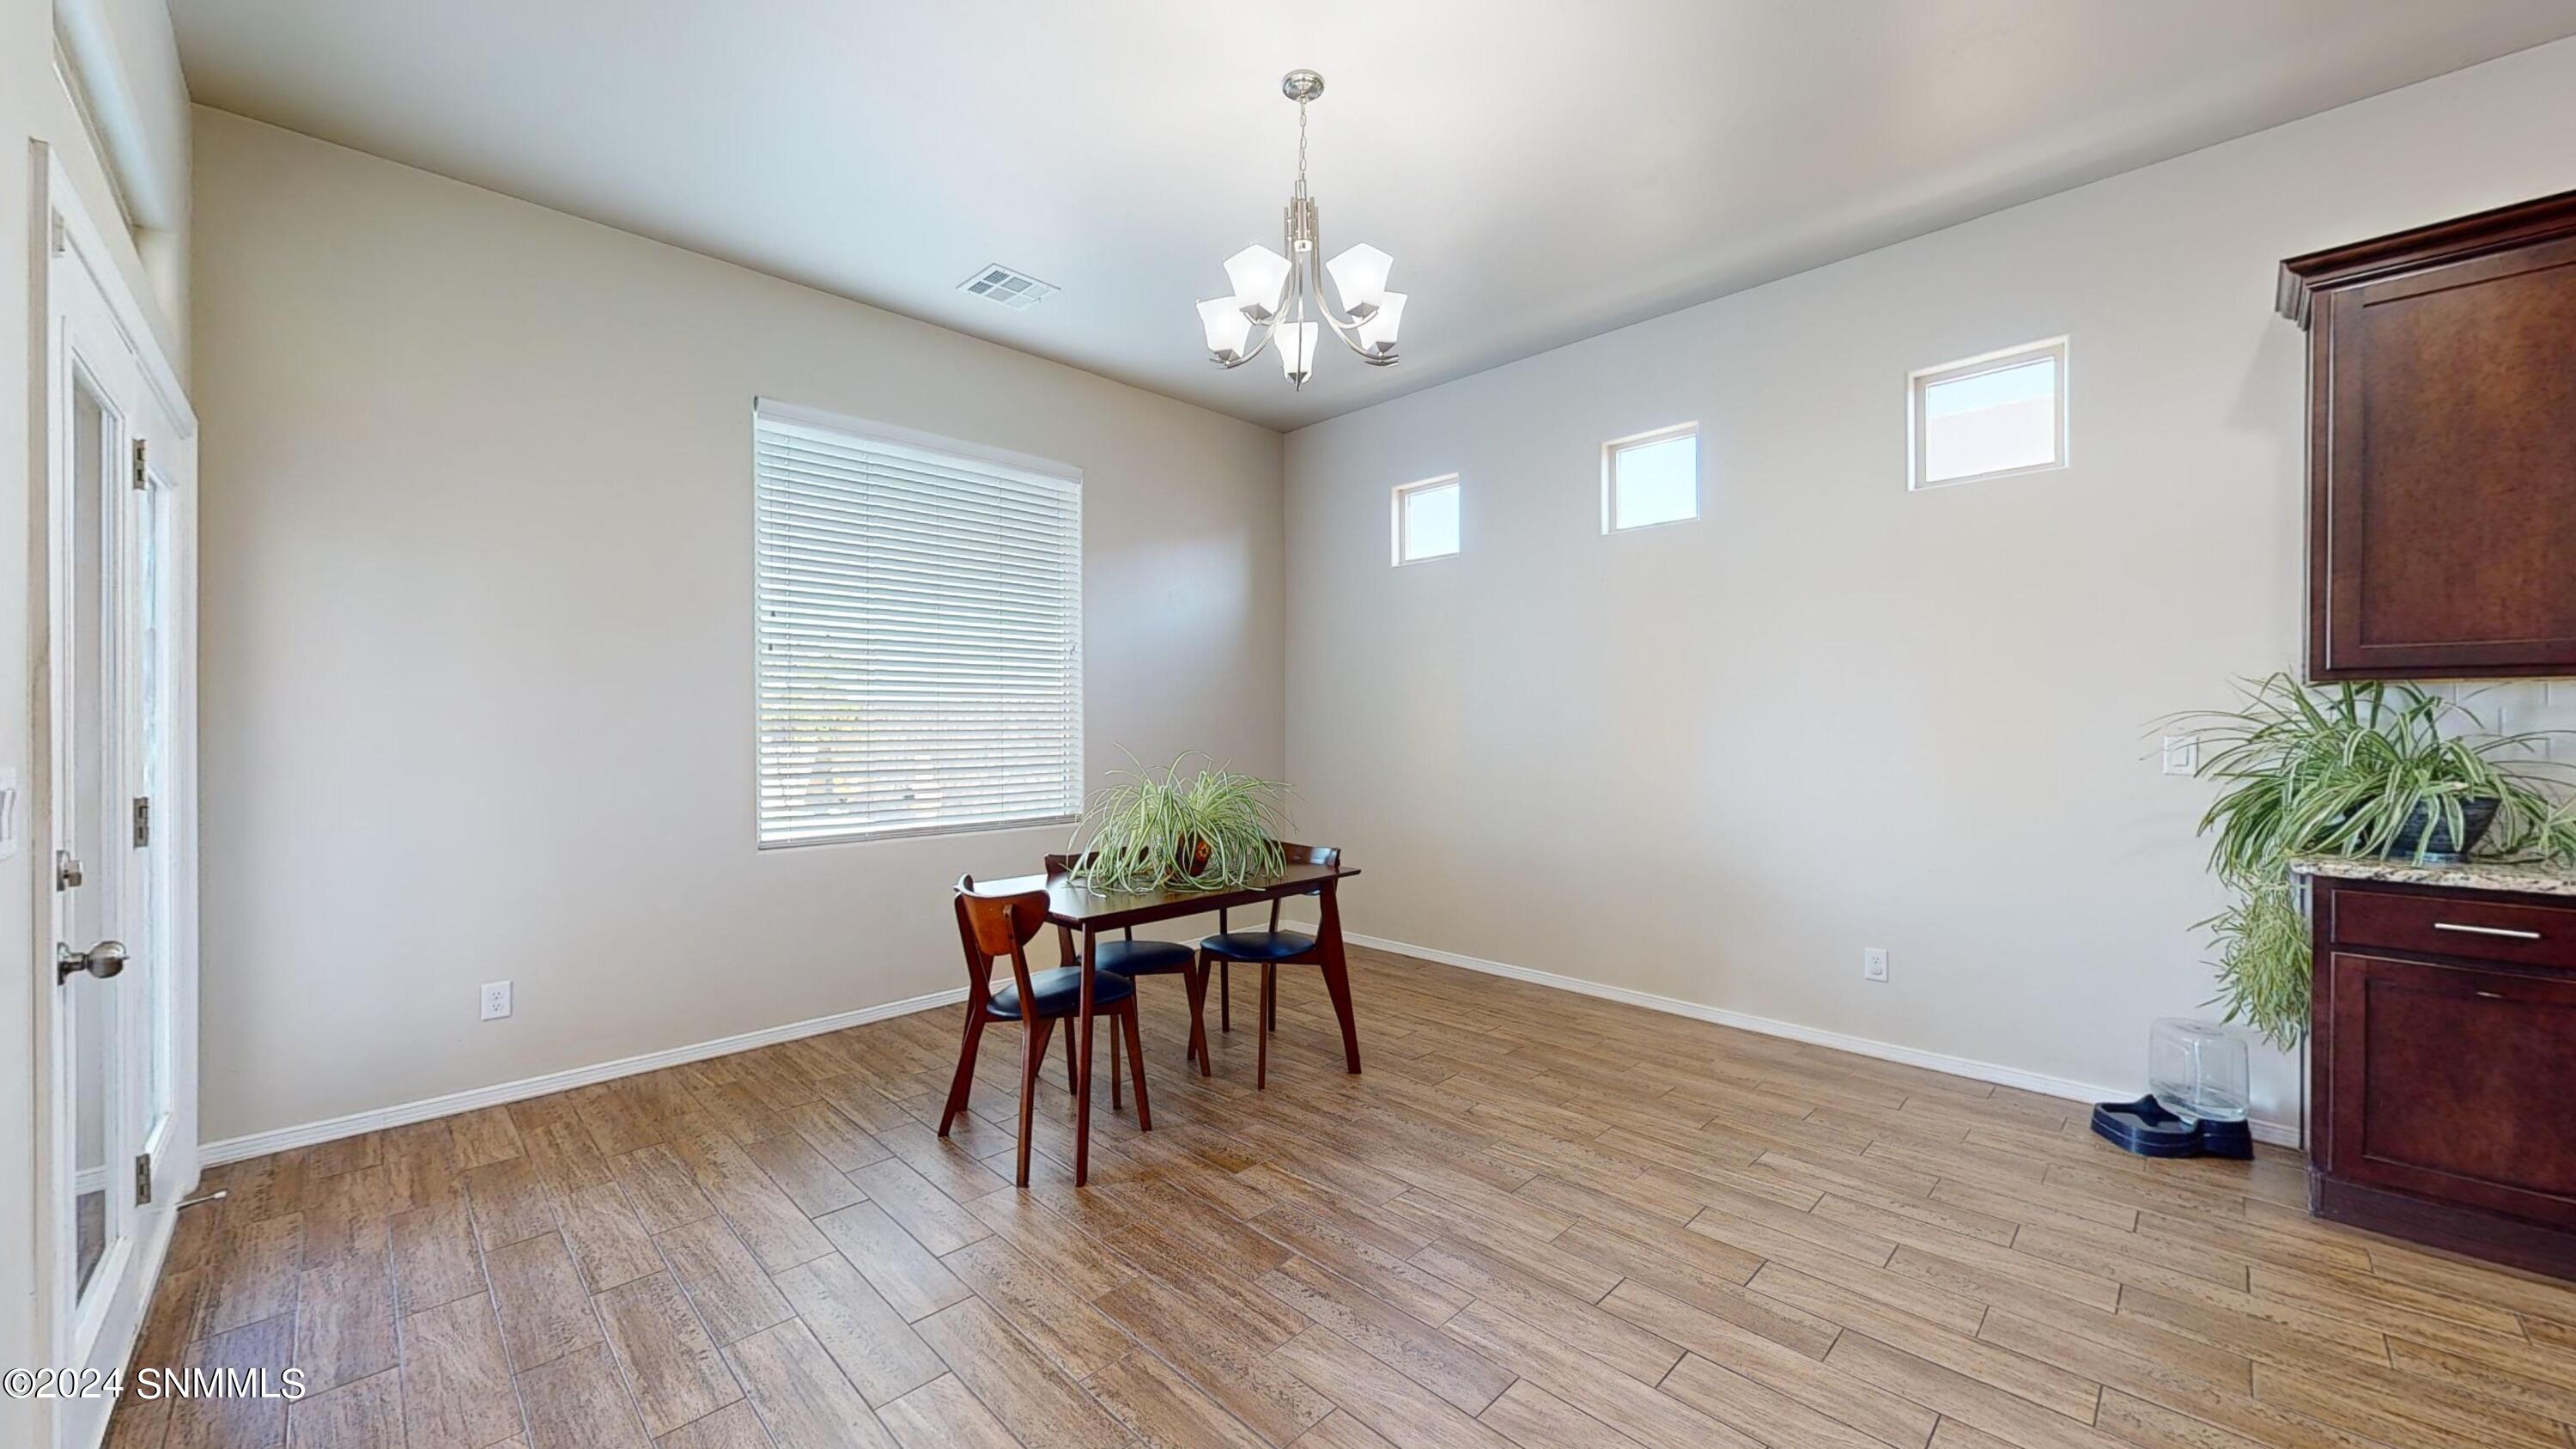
[754,411,1082,845]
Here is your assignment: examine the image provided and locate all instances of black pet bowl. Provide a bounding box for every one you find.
[2090,1095,2252,1160]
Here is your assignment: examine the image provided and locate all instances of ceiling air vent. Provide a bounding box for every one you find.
[958,264,1057,310]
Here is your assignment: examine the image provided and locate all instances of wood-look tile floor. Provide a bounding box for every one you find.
[112,946,2576,1449]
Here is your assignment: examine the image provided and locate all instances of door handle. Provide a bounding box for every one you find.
[57,941,128,983]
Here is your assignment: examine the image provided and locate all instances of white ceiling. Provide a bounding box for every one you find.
[170,2,2576,432]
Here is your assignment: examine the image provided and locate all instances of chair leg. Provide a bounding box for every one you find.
[1267,969,1279,1032]
[1182,959,1211,1075]
[1121,1002,1151,1131]
[1062,1014,1079,1091]
[1016,1016,1051,1188]
[1257,964,1273,1091]
[1220,959,1231,1032]
[1110,1010,1123,1111]
[938,1007,986,1137]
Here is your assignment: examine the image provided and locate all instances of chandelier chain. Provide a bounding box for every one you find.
[1296,100,1309,192]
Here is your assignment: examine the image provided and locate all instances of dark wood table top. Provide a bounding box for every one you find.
[971,861,1362,932]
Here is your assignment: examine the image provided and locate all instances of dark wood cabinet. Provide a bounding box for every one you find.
[2280,191,2576,680]
[2309,876,2576,1278]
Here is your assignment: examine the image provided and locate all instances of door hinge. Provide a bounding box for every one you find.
[134,1153,153,1207]
[54,849,82,891]
[49,213,67,256]
[131,439,149,490]
[132,796,150,848]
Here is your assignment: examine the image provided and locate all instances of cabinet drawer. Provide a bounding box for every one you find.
[2327,885,2576,971]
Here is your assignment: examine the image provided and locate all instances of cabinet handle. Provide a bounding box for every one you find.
[2433,922,2542,941]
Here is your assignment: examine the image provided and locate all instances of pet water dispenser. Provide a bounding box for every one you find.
[2092,1018,2253,1159]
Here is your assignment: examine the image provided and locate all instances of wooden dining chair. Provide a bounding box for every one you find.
[1196,843,1341,1088]
[1046,853,1211,1078]
[939,874,1149,1186]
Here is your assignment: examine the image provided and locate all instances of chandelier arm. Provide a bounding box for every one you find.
[1307,243,1384,358]
[1317,306,1376,356]
[1301,204,1369,332]
[1306,210,1390,359]
[1217,309,1284,368]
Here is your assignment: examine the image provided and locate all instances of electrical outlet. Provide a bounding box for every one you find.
[480,980,513,1021]
[1862,947,1889,983]
[2161,734,2199,776]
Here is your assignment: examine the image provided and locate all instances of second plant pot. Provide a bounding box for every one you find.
[2367,796,2500,863]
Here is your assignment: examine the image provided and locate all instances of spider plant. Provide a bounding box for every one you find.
[1068,753,1290,894]
[2168,673,2576,1047]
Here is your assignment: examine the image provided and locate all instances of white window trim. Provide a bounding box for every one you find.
[1601,422,1700,534]
[750,398,1084,849]
[1390,473,1461,566]
[1906,336,2069,492]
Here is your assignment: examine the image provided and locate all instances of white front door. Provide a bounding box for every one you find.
[40,151,198,1449]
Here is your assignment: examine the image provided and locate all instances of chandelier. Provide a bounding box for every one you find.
[1195,70,1405,389]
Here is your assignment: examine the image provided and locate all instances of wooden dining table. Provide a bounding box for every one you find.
[972,858,1364,1184]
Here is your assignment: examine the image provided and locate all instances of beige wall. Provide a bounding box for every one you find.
[5,0,190,1437]
[1283,38,2576,1134]
[191,110,1285,1144]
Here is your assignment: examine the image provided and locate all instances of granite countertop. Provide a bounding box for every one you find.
[2291,855,2576,897]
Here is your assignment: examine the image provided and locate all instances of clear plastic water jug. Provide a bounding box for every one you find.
[2147,1018,2248,1124]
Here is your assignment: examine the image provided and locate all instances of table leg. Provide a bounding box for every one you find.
[1318,883,1362,1075]
[1075,923,1097,1186]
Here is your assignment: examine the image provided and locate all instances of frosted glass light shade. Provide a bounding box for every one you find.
[1224,245,1292,314]
[1196,298,1254,356]
[1357,290,1406,352]
[1278,322,1320,381]
[1327,243,1394,311]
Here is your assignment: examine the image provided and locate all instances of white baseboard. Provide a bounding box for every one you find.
[199,986,968,1166]
[1337,928,2303,1149]
[202,930,2301,1166]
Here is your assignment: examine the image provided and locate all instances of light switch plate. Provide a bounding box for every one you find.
[2161,735,2199,776]
[0,769,17,860]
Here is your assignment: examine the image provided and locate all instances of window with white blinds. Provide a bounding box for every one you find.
[752,403,1083,847]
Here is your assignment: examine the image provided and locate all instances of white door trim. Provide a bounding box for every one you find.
[31,142,199,1449]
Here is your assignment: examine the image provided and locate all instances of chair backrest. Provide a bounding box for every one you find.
[954,874,1048,1014]
[1218,842,1340,934]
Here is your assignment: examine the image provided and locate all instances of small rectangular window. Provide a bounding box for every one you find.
[1392,475,1460,564]
[1910,338,2068,490]
[1602,423,1698,533]
[752,401,1083,847]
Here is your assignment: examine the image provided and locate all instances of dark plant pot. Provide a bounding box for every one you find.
[1177,837,1212,877]
[2371,796,2500,863]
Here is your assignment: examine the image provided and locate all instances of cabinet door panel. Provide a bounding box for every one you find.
[2327,951,2576,1226]
[2312,234,2576,678]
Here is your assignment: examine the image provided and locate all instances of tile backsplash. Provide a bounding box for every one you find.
[2433,680,2576,764]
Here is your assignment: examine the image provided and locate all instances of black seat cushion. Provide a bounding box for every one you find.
[1197,929,1320,962]
[986,966,1136,1020]
[1091,939,1195,976]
